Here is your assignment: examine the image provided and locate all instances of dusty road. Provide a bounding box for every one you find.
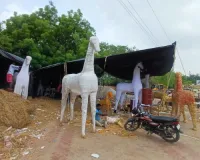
[4,97,197,160]
[20,119,200,160]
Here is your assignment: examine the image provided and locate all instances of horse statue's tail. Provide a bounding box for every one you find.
[67,93,71,108]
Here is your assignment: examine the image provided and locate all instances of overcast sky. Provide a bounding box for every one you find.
[0,0,199,75]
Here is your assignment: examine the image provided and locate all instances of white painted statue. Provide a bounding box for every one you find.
[114,62,144,113]
[60,36,100,138]
[115,73,150,110]
[14,56,32,99]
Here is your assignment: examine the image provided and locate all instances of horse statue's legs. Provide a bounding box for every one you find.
[81,93,89,138]
[90,92,97,133]
[114,90,122,112]
[132,87,142,110]
[139,90,142,104]
[60,88,69,123]
[119,92,126,109]
[69,93,77,121]
[138,89,143,111]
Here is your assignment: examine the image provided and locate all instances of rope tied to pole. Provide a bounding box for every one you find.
[167,49,176,89]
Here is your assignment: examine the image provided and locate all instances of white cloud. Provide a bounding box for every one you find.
[0,3,39,22]
[0,4,25,21]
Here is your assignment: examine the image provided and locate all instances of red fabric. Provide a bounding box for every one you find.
[57,84,62,92]
[6,74,13,83]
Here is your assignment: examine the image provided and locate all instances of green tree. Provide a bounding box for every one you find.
[97,42,136,57]
[150,71,194,89]
[150,72,175,88]
[185,74,200,84]
[0,1,95,69]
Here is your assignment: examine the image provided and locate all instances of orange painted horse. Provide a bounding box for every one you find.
[99,91,114,114]
[172,72,197,130]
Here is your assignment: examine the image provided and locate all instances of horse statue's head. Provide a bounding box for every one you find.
[175,72,182,80]
[136,62,144,70]
[25,56,32,65]
[90,36,101,52]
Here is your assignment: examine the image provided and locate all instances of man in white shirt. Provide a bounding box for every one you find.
[7,63,21,89]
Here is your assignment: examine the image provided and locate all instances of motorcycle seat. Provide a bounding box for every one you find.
[150,115,178,123]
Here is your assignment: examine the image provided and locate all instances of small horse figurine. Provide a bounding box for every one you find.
[114,62,144,113]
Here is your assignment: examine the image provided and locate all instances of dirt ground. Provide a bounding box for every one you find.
[1,97,200,160]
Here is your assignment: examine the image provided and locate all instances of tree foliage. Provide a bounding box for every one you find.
[98,42,136,57]
[0,1,135,69]
[150,71,195,88]
[99,73,131,86]
[99,71,197,88]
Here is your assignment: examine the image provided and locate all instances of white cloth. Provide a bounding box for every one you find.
[7,64,20,75]
[14,56,32,99]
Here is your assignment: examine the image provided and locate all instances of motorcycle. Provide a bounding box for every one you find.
[124,105,181,143]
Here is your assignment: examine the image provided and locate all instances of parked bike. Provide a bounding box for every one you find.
[124,105,181,143]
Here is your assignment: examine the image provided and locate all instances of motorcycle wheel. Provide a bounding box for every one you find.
[162,126,180,143]
[124,118,140,131]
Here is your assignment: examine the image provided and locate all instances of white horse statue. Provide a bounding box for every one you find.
[116,74,150,110]
[14,56,32,99]
[114,62,144,113]
[60,36,100,138]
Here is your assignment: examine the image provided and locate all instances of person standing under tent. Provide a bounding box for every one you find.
[6,63,21,89]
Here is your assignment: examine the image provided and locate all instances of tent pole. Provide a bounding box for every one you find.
[64,62,67,76]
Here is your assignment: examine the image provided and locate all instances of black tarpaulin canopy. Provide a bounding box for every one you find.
[66,42,176,80]
[31,42,176,97]
[66,58,105,76]
[33,42,176,81]
[0,49,24,64]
